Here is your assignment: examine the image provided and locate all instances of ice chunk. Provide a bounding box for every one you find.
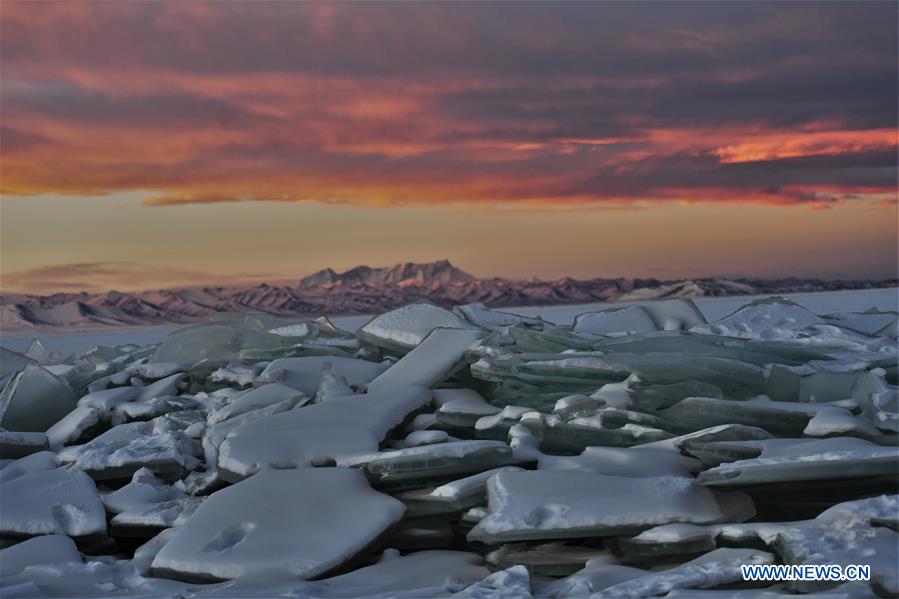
[0,535,82,577]
[436,389,501,428]
[774,495,899,593]
[599,548,775,597]
[0,347,36,379]
[367,328,484,392]
[338,440,517,489]
[469,470,726,543]
[487,543,612,578]
[456,303,543,330]
[111,496,204,533]
[294,550,490,597]
[708,297,823,339]
[76,386,141,414]
[537,446,702,478]
[101,467,187,514]
[573,306,658,336]
[659,396,855,437]
[151,323,286,363]
[0,431,48,459]
[451,565,532,598]
[207,383,307,425]
[395,430,450,448]
[359,303,479,352]
[0,364,76,432]
[45,405,102,449]
[314,362,356,402]
[150,467,406,581]
[256,356,389,393]
[0,464,106,537]
[643,298,707,330]
[823,310,899,337]
[208,361,263,388]
[218,385,431,481]
[57,416,201,480]
[697,437,898,487]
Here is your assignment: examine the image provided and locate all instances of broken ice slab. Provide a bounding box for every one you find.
[338,440,520,490]
[603,353,766,399]
[593,330,831,367]
[696,437,899,488]
[0,364,76,432]
[573,306,659,336]
[851,368,899,433]
[367,328,484,393]
[657,396,864,437]
[0,462,107,538]
[455,302,543,331]
[151,323,291,364]
[628,379,724,411]
[57,415,202,480]
[823,310,899,337]
[774,495,899,594]
[110,496,205,537]
[468,470,729,544]
[523,413,672,452]
[206,382,308,425]
[45,405,102,448]
[475,406,532,440]
[0,431,48,459]
[474,352,630,386]
[487,543,613,577]
[222,549,492,598]
[536,446,702,479]
[217,385,431,482]
[150,467,406,581]
[0,534,82,578]
[766,364,866,404]
[359,302,480,353]
[598,548,775,597]
[0,347,36,379]
[705,297,823,339]
[400,467,525,516]
[101,467,187,514]
[256,356,389,393]
[506,324,597,353]
[435,388,501,430]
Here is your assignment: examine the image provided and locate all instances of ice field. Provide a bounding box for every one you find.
[0,289,897,597]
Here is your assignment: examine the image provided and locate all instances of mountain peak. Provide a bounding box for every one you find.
[300,260,475,287]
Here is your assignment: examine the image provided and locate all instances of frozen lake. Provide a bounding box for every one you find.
[2,287,896,356]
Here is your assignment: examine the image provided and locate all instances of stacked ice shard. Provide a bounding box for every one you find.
[0,298,896,597]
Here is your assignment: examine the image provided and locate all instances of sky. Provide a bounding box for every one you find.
[1,1,896,293]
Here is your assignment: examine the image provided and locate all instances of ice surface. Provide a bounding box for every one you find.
[256,356,389,393]
[1,291,897,597]
[57,416,201,480]
[573,306,658,336]
[469,470,727,543]
[218,385,431,480]
[0,535,82,577]
[0,431,48,459]
[206,382,307,425]
[0,364,76,432]
[367,328,483,392]
[0,463,106,537]
[359,303,479,351]
[150,467,405,581]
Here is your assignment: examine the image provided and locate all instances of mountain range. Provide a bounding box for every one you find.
[1,260,895,330]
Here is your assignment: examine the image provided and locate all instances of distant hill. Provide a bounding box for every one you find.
[1,260,895,330]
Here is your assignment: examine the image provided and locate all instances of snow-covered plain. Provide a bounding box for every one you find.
[0,289,896,598]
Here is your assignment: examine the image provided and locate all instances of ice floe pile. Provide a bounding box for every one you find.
[0,297,897,598]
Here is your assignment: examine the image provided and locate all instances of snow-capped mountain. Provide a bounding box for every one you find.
[1,261,894,330]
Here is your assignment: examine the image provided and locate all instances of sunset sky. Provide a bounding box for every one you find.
[1,1,896,293]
